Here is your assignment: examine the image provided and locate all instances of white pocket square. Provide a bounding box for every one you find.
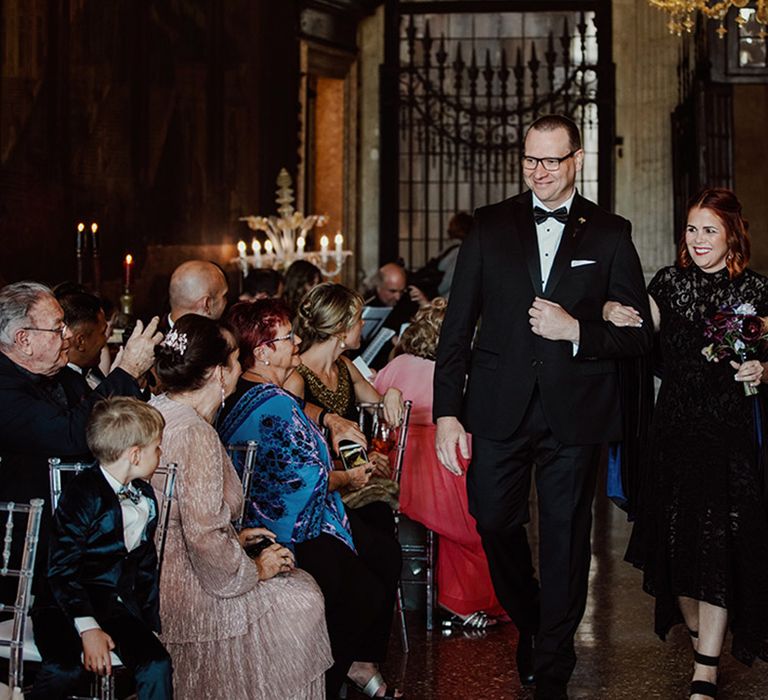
[570,259,596,268]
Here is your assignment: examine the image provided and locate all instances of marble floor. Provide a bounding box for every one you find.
[368,493,768,700]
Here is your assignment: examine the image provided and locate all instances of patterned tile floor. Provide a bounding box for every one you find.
[367,493,768,700]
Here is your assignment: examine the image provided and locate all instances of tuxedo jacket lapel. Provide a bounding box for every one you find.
[512,192,543,297]
[93,468,128,552]
[544,194,589,297]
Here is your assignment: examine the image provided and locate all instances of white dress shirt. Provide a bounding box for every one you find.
[74,468,152,635]
[532,189,576,291]
[66,362,103,391]
[531,189,579,355]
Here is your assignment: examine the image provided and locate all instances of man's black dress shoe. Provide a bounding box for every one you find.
[515,632,535,686]
[534,677,568,700]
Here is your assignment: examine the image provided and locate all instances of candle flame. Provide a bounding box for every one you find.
[297,237,305,248]
[265,240,273,254]
[125,254,133,265]
[237,240,246,254]
[334,233,343,245]
[251,238,260,254]
[90,223,98,233]
[320,235,329,248]
[77,222,85,232]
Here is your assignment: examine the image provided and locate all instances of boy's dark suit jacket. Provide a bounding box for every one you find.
[47,466,161,632]
[434,190,652,444]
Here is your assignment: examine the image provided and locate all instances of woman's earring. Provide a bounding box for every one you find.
[219,368,226,409]
[263,359,270,366]
[340,340,346,349]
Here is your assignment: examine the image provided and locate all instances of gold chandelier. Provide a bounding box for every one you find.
[650,0,768,36]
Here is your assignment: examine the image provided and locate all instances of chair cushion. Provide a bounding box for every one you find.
[0,617,42,663]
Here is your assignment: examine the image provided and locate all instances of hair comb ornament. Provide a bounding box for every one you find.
[161,329,188,357]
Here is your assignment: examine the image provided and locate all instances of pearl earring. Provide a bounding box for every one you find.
[219,369,226,409]
[340,340,346,349]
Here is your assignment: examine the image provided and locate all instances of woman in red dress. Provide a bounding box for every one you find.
[374,298,503,627]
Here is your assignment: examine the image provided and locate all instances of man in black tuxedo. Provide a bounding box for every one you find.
[55,291,110,405]
[433,115,652,699]
[0,282,162,608]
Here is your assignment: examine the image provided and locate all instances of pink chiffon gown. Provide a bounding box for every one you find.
[374,354,502,617]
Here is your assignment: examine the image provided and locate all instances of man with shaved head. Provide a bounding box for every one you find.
[361,262,429,369]
[167,260,229,328]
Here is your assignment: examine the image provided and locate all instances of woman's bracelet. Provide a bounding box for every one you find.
[318,408,334,428]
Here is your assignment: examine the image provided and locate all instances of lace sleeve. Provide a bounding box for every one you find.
[647,265,675,307]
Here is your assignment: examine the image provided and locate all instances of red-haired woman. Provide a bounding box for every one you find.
[218,299,403,700]
[606,188,768,699]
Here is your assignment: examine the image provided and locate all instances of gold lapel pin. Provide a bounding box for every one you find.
[578,217,586,225]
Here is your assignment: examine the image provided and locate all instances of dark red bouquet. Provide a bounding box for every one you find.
[702,303,768,396]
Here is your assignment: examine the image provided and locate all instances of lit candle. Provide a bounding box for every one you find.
[90,222,101,292]
[237,240,247,276]
[264,240,273,260]
[76,222,85,284]
[252,238,262,268]
[334,232,343,264]
[296,236,305,259]
[124,254,133,291]
[320,235,329,264]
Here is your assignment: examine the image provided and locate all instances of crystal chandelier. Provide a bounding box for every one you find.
[237,168,351,279]
[650,0,768,36]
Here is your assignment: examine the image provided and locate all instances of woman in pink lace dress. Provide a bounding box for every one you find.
[150,314,331,699]
[374,299,503,626]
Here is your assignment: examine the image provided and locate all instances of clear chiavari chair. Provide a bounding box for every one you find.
[0,498,45,698]
[225,441,259,530]
[355,400,418,650]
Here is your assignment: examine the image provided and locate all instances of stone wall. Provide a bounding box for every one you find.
[613,0,680,277]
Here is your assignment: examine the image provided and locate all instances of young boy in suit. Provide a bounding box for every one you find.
[37,396,172,699]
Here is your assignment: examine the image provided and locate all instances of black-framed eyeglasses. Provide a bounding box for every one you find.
[255,331,295,348]
[521,150,577,172]
[21,325,68,339]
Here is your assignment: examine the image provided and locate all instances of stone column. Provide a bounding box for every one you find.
[613,0,680,276]
[357,6,385,287]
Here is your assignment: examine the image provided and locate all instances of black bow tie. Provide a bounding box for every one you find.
[533,206,569,225]
[117,485,142,505]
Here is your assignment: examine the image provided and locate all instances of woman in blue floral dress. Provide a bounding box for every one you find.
[219,299,403,700]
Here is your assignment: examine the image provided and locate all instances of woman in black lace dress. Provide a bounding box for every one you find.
[607,188,768,700]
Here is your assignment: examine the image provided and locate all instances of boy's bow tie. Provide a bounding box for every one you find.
[117,485,142,505]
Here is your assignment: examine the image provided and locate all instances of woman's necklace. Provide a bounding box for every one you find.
[243,368,274,384]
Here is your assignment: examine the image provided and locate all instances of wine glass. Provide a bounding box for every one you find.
[370,409,396,456]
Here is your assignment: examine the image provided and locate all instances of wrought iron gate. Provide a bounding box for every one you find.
[380,1,615,267]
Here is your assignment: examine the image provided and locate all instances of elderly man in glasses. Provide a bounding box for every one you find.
[0,281,163,682]
[433,114,652,700]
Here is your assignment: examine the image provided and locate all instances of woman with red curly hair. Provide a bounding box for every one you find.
[606,188,768,699]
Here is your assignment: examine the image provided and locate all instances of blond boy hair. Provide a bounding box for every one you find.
[86,397,165,464]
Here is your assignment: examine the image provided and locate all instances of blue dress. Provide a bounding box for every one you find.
[218,380,354,552]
